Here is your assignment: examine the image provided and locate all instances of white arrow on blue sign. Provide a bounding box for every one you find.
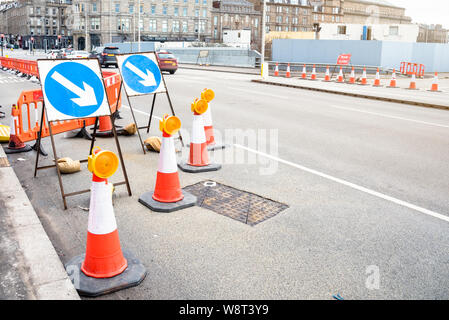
[37,59,111,122]
[117,53,166,97]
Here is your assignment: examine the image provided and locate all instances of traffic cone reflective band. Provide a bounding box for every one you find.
[153,114,183,203]
[373,68,381,87]
[408,72,417,90]
[360,68,368,85]
[324,66,331,82]
[310,65,317,80]
[430,72,440,91]
[388,69,397,88]
[5,104,32,154]
[201,88,216,146]
[286,63,291,78]
[301,64,307,79]
[274,63,279,76]
[337,67,344,83]
[82,147,126,278]
[189,98,210,166]
[349,67,356,84]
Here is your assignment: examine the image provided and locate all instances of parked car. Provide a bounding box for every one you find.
[156,50,178,74]
[66,50,89,59]
[90,46,120,68]
[56,48,73,59]
[46,50,61,59]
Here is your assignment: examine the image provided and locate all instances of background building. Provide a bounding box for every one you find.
[210,0,261,50]
[0,0,72,50]
[70,0,213,51]
[343,0,412,25]
[418,24,449,43]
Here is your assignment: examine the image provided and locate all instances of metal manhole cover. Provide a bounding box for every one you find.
[184,181,288,226]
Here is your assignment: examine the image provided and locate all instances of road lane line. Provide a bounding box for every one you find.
[234,144,449,224]
[122,105,162,120]
[330,105,449,129]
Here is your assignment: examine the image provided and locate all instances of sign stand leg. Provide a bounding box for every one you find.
[146,94,156,134]
[33,104,46,177]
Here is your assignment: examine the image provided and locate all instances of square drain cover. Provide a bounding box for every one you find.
[184,181,288,226]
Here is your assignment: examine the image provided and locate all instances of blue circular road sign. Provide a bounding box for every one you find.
[44,62,105,118]
[122,55,162,94]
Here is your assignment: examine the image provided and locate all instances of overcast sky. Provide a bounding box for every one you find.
[391,0,449,28]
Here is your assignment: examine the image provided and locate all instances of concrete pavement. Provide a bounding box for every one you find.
[1,66,449,299]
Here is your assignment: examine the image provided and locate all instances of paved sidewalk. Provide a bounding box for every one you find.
[252,75,449,110]
[0,145,79,300]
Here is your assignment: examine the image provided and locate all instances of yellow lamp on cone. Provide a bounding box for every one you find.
[191,98,208,115]
[201,88,215,102]
[159,114,181,136]
[88,147,119,179]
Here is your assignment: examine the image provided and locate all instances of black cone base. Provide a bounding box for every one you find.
[139,190,197,213]
[4,145,32,154]
[64,249,147,297]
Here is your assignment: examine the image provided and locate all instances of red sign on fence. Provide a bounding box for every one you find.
[337,54,352,65]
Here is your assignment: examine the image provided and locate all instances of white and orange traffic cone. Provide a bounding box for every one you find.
[301,64,307,79]
[286,63,291,78]
[65,147,146,296]
[348,67,356,84]
[406,72,418,90]
[429,72,441,92]
[337,66,344,83]
[323,66,331,82]
[387,69,398,88]
[201,88,225,150]
[4,104,32,154]
[359,67,368,85]
[373,68,382,87]
[310,64,317,80]
[139,115,197,212]
[178,98,222,173]
[274,63,279,77]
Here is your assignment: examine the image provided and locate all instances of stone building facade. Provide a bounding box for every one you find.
[0,0,72,49]
[70,0,213,51]
[210,0,262,50]
[343,0,412,25]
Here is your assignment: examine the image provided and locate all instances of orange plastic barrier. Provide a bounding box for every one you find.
[0,57,39,78]
[13,72,122,143]
[400,62,425,78]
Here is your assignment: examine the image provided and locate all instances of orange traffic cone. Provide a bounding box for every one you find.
[359,67,368,85]
[310,64,317,80]
[81,148,126,279]
[286,63,291,78]
[387,69,397,88]
[94,115,114,137]
[178,98,221,173]
[139,115,197,212]
[65,147,146,296]
[323,66,331,82]
[373,68,381,87]
[200,88,225,150]
[407,72,418,90]
[5,104,32,154]
[301,64,307,79]
[349,67,356,84]
[337,67,344,83]
[429,72,441,92]
[274,63,279,76]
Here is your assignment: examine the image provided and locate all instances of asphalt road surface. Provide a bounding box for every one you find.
[1,66,449,300]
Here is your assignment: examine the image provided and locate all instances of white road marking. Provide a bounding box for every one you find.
[234,143,449,224]
[330,105,449,129]
[122,105,162,121]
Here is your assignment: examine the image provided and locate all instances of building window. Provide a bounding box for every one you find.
[183,7,188,16]
[129,4,134,14]
[173,20,180,32]
[213,16,218,26]
[92,2,97,12]
[182,21,188,32]
[149,19,157,32]
[174,7,179,16]
[115,3,120,13]
[163,6,167,15]
[162,20,168,32]
[337,25,347,35]
[203,8,207,17]
[389,26,399,36]
[151,5,156,14]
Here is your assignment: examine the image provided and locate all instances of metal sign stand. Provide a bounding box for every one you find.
[33,60,132,210]
[33,104,132,210]
[116,52,184,155]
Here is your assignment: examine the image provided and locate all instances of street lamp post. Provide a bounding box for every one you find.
[260,0,267,78]
[138,0,141,52]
